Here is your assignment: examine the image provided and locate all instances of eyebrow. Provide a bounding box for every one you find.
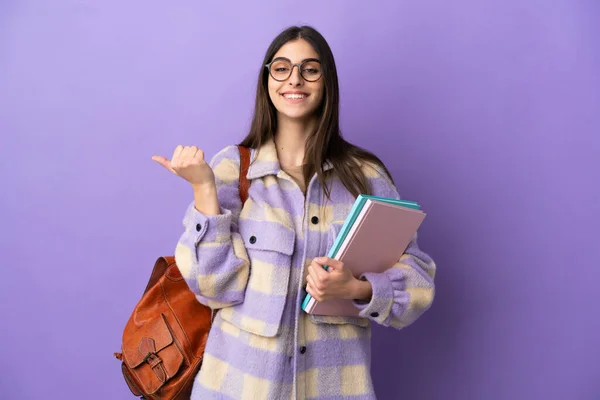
[272,56,320,63]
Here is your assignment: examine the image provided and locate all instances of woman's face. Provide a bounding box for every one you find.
[267,39,325,122]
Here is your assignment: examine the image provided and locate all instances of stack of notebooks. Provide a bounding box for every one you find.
[301,194,426,316]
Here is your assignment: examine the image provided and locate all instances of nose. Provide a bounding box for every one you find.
[288,64,303,87]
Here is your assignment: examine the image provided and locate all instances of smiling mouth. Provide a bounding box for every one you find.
[282,93,308,100]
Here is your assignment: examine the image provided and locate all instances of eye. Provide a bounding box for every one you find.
[302,61,321,75]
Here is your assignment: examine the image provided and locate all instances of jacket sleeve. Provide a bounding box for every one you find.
[174,145,250,309]
[352,163,436,330]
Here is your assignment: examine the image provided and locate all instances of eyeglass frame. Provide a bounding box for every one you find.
[264,57,323,82]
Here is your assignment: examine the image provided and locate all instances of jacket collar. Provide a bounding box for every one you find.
[245,138,333,180]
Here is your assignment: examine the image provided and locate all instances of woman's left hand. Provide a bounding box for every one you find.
[306,257,361,302]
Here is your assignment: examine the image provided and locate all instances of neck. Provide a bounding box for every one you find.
[274,115,317,167]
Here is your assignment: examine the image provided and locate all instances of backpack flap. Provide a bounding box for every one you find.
[122,314,184,395]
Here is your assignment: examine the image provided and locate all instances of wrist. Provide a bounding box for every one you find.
[191,182,216,194]
[350,277,372,301]
[192,183,219,216]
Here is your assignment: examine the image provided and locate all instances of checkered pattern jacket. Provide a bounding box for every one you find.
[175,139,436,399]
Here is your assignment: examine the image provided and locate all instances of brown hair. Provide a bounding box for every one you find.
[239,25,394,199]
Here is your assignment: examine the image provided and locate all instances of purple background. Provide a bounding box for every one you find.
[1,1,599,399]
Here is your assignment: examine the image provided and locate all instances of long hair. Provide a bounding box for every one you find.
[239,25,394,199]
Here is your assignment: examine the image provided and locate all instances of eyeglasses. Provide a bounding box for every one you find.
[265,57,322,82]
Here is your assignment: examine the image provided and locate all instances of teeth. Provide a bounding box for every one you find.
[284,94,306,99]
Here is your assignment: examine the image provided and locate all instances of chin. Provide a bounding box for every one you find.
[277,104,319,121]
[281,110,314,120]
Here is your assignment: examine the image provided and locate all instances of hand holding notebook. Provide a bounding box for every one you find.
[302,194,426,317]
[306,256,361,302]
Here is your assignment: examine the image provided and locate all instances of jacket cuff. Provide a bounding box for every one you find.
[181,201,233,246]
[353,272,395,325]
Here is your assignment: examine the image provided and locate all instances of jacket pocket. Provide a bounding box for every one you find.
[221,221,296,337]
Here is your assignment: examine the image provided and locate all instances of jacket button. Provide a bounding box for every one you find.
[311,216,319,225]
[249,236,257,244]
[196,223,202,232]
[299,346,306,354]
[370,312,379,318]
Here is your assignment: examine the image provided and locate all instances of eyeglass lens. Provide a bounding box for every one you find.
[269,59,321,82]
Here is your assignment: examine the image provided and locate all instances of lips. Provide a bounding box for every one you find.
[281,91,309,100]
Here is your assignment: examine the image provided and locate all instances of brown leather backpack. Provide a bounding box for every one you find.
[114,145,251,399]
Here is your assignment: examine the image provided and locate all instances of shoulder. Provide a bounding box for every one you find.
[353,157,400,199]
[354,158,386,178]
[209,145,241,182]
[209,145,241,167]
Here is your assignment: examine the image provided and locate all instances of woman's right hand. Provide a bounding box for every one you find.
[152,145,216,189]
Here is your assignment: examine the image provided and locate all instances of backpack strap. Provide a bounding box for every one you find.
[237,145,251,204]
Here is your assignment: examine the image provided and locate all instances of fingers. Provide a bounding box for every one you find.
[306,276,323,302]
[180,146,195,162]
[308,264,327,290]
[171,145,184,169]
[151,155,168,167]
[307,274,316,290]
[151,155,176,173]
[168,145,205,171]
[314,257,343,271]
[190,147,205,164]
[154,145,211,186]
[176,146,203,166]
[177,146,191,169]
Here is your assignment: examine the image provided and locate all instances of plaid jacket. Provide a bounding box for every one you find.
[174,139,436,399]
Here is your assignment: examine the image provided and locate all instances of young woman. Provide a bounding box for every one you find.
[153,25,436,400]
